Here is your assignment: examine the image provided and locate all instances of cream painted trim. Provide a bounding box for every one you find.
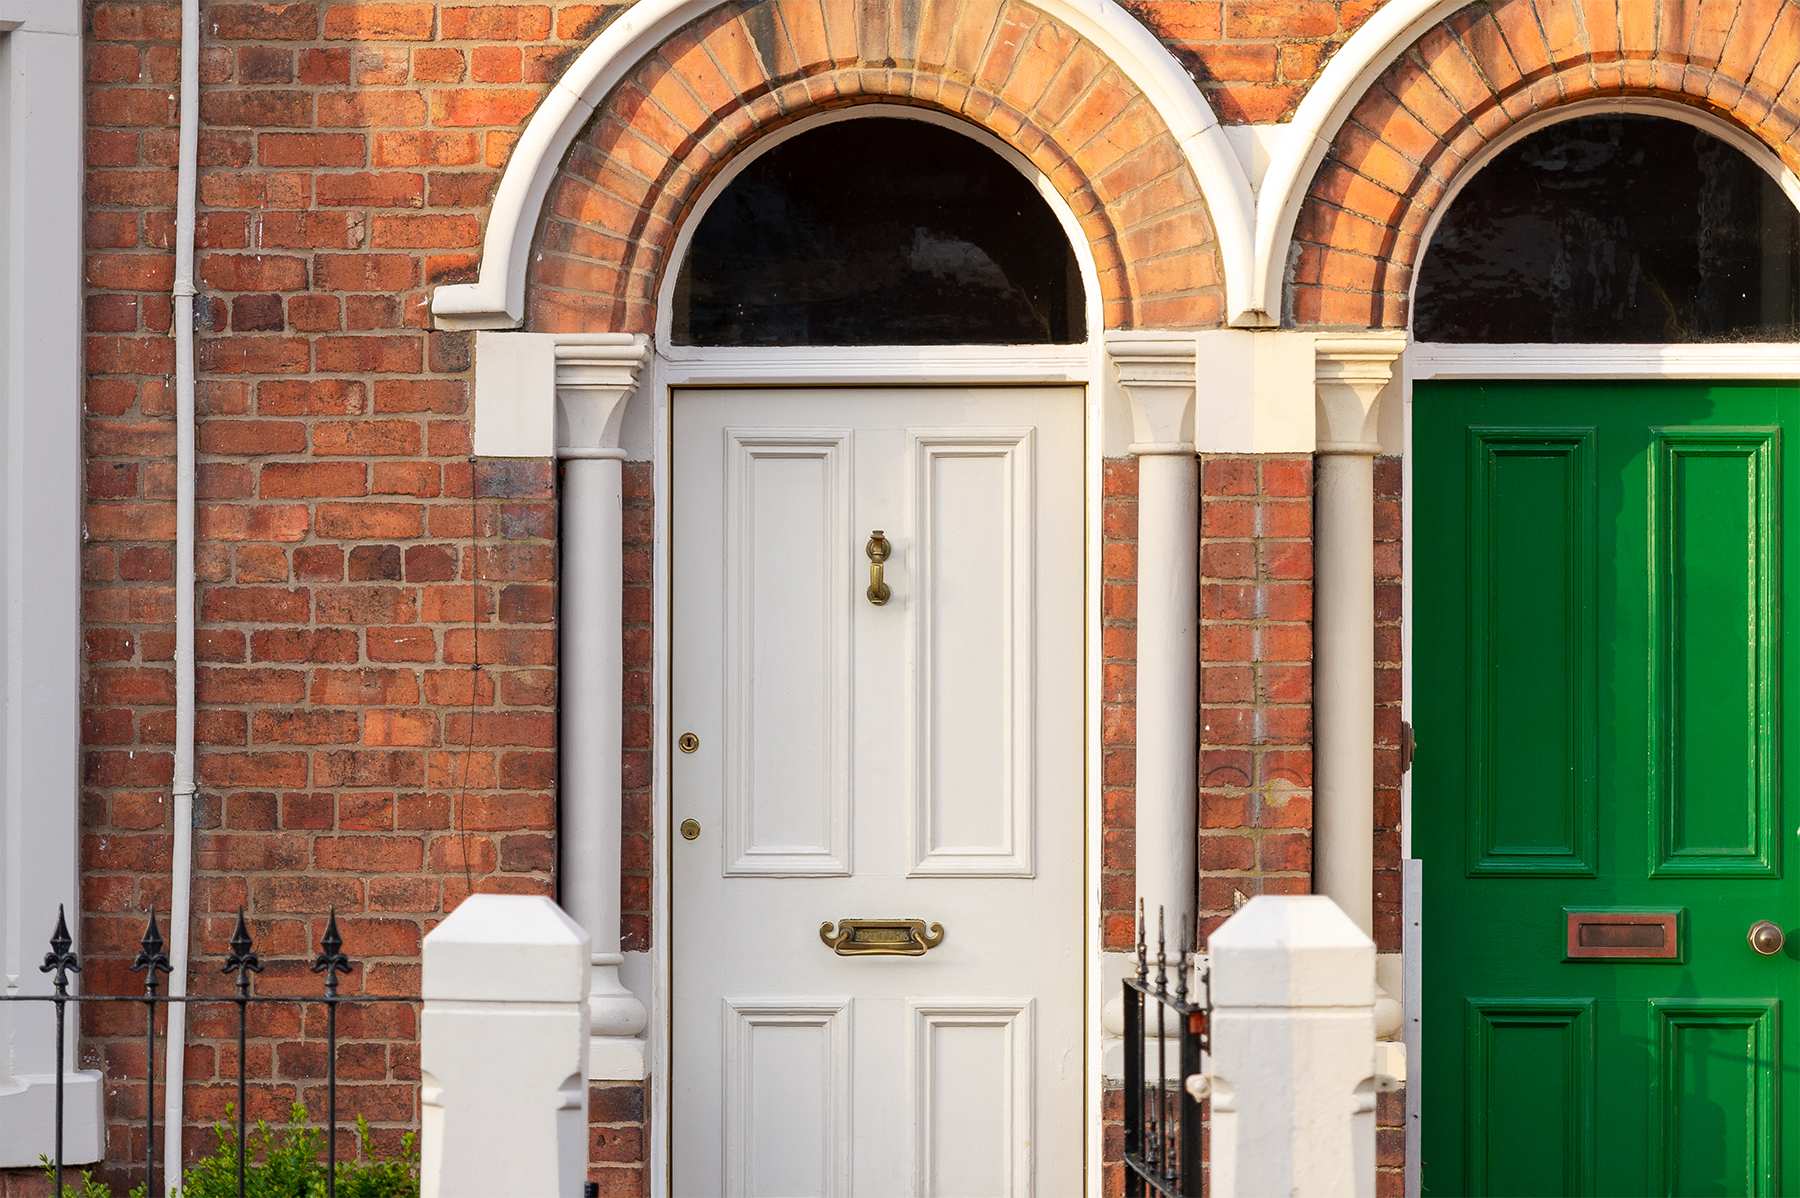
[1410,342,1800,379]
[0,0,102,1168]
[427,0,1255,331]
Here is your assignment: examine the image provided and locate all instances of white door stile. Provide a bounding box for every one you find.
[645,345,1109,1198]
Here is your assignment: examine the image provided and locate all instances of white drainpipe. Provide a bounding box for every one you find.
[163,0,201,1189]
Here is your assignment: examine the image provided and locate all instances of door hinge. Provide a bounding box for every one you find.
[1401,720,1415,774]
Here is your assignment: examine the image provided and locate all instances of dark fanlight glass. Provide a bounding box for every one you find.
[672,118,1085,346]
[1414,115,1800,342]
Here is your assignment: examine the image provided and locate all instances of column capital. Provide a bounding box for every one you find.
[1106,333,1198,456]
[554,335,649,460]
[1314,333,1405,456]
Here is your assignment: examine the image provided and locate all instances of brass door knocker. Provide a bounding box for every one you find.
[866,531,892,605]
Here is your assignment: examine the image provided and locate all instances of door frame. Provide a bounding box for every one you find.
[639,104,1112,1197]
[1401,340,1800,1197]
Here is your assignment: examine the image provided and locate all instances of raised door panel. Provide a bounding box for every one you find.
[1464,1000,1594,1197]
[907,1000,1034,1198]
[1650,429,1781,876]
[722,998,853,1198]
[722,429,854,876]
[906,429,1036,878]
[1466,428,1597,876]
[1650,1002,1780,1197]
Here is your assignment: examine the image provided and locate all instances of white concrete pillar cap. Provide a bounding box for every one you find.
[422,894,591,1003]
[1208,895,1375,1008]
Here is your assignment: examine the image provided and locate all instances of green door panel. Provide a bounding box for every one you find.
[1415,381,1799,1197]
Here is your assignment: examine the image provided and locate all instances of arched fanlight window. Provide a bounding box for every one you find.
[672,117,1085,346]
[1414,114,1800,342]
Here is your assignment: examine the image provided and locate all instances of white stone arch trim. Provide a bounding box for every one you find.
[1253,0,1800,323]
[1251,0,1471,322]
[428,0,1256,332]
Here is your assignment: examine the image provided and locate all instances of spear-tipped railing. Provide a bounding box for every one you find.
[7,907,419,1198]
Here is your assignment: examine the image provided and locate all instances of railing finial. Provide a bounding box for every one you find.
[39,904,81,995]
[1135,898,1148,983]
[222,905,263,996]
[1175,914,1190,1005]
[131,911,173,997]
[312,907,352,998]
[1155,905,1168,997]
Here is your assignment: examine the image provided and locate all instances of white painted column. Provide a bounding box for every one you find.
[420,895,591,1198]
[1107,335,1201,943]
[1204,894,1397,1198]
[555,338,650,1080]
[1310,336,1403,938]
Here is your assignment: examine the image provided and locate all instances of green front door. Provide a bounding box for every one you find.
[1416,380,1800,1196]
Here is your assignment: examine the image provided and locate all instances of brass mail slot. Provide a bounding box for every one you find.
[1564,909,1683,961]
[819,918,945,956]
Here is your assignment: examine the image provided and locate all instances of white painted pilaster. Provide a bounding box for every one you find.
[1107,334,1200,942]
[555,336,652,1080]
[1311,336,1404,938]
[0,3,101,1167]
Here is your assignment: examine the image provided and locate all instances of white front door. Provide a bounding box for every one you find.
[671,386,1086,1197]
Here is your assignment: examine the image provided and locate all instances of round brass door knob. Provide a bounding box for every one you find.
[680,818,701,841]
[1749,920,1785,956]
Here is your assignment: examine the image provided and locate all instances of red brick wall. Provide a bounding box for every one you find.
[620,462,654,953]
[76,1,639,1190]
[1101,457,1139,952]
[1373,455,1403,953]
[590,1080,649,1197]
[1123,0,1387,121]
[1196,455,1314,941]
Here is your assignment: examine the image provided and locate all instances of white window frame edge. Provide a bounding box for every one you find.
[425,0,1259,331]
[0,0,103,1167]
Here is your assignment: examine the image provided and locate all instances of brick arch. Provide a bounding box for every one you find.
[526,0,1225,334]
[1288,0,1800,329]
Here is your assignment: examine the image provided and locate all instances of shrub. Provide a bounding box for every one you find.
[42,1105,417,1198]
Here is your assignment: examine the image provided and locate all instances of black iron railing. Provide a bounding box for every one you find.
[3,905,419,1198]
[1122,901,1207,1198]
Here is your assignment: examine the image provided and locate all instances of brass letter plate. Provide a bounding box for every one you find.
[1564,909,1683,961]
[819,918,945,956]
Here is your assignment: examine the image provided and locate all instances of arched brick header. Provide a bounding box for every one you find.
[526,0,1227,334]
[1288,0,1800,329]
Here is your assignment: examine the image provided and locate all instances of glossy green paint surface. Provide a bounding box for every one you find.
[1416,381,1800,1197]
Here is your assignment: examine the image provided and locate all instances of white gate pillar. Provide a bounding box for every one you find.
[1205,894,1390,1198]
[1311,336,1403,938]
[555,336,651,1080]
[420,894,591,1198]
[1106,334,1200,941]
